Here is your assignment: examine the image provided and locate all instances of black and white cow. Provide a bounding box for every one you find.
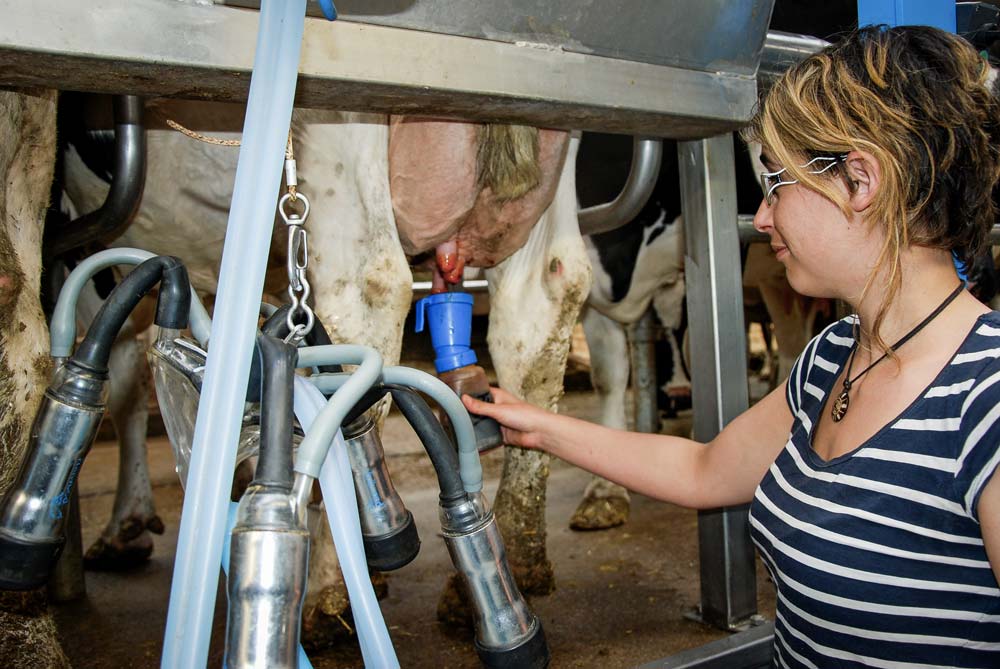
[569,131,789,530]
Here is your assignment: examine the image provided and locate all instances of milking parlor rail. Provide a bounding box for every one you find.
[0,0,824,663]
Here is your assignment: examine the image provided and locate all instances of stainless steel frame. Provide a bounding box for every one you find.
[678,135,758,630]
[0,0,762,137]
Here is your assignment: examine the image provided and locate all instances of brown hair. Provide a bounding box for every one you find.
[743,26,1000,354]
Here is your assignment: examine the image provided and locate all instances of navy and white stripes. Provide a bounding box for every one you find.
[750,313,1000,668]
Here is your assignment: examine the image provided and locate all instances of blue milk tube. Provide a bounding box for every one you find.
[161,1,308,666]
[293,377,400,668]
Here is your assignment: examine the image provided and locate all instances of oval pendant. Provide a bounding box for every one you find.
[831,390,850,422]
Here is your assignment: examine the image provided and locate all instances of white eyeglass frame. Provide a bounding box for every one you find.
[759,154,848,205]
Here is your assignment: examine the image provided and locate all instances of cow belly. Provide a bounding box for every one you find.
[389,117,570,268]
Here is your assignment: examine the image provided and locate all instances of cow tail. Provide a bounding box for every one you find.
[476,124,541,203]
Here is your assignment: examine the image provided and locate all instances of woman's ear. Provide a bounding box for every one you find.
[844,150,881,213]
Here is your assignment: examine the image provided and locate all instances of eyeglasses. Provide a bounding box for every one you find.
[759,154,848,206]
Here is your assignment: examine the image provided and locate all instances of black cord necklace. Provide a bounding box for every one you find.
[830,282,965,423]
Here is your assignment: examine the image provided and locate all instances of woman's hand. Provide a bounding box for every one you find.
[461,387,554,450]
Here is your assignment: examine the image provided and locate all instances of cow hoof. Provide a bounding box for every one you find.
[301,572,390,649]
[118,514,165,541]
[83,532,154,571]
[436,573,473,629]
[569,496,629,531]
[301,584,353,649]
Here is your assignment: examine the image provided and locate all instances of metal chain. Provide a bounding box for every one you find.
[168,119,313,342]
[279,134,314,343]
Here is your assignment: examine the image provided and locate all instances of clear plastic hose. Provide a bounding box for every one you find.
[161,1,308,666]
[293,377,399,668]
[293,345,383,479]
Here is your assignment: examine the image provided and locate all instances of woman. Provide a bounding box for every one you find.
[464,27,1000,666]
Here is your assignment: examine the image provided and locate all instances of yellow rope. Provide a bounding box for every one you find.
[164,119,242,146]
[166,119,297,197]
[165,119,295,159]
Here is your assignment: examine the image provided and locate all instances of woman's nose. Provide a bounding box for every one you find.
[752,197,772,234]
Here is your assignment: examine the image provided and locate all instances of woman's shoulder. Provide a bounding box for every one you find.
[802,315,856,360]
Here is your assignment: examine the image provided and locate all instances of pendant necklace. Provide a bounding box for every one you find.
[831,282,965,423]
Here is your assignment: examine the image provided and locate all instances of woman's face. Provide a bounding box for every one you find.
[752,152,883,301]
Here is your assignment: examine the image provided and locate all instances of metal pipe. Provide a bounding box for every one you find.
[628,309,659,434]
[578,137,662,236]
[47,95,146,258]
[412,278,489,293]
[0,256,191,590]
[225,334,307,669]
[439,496,548,668]
[340,415,420,571]
[757,31,831,91]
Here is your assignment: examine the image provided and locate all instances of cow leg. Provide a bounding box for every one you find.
[0,87,70,668]
[743,243,810,380]
[82,317,163,570]
[292,110,413,646]
[568,306,631,530]
[651,277,690,403]
[439,135,590,624]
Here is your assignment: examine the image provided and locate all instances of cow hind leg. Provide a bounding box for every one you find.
[291,110,412,645]
[570,306,630,530]
[83,321,163,570]
[438,135,591,627]
[652,279,691,411]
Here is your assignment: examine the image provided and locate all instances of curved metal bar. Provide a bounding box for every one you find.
[49,95,146,257]
[578,137,662,236]
[758,31,830,91]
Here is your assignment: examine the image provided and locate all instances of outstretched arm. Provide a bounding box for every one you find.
[463,383,793,509]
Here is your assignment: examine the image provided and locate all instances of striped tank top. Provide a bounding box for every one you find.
[749,312,1000,668]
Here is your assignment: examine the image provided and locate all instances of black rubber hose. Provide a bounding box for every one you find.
[254,334,297,490]
[320,377,466,501]
[73,256,190,372]
[48,95,146,257]
[315,376,466,501]
[385,386,466,504]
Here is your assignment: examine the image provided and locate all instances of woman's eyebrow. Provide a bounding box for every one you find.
[759,151,779,169]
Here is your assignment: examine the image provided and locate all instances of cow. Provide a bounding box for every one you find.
[0,87,70,668]
[60,98,591,638]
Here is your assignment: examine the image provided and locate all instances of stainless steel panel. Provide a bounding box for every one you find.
[442,514,537,650]
[0,0,757,137]
[678,134,757,630]
[227,0,775,74]
[638,621,774,668]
